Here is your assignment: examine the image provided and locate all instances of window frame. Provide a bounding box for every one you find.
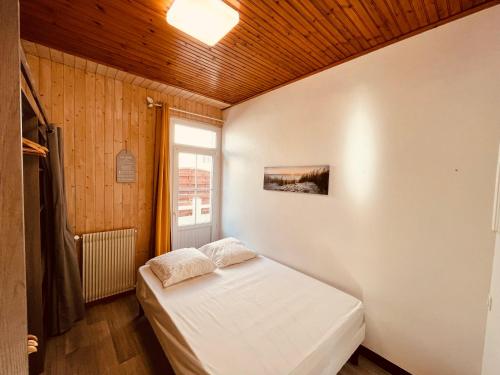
[172,117,219,149]
[169,116,222,246]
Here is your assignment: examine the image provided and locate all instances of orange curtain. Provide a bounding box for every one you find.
[151,105,171,257]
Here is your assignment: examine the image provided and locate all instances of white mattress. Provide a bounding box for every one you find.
[137,256,365,375]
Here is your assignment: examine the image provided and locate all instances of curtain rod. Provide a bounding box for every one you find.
[146,96,224,123]
[169,108,224,123]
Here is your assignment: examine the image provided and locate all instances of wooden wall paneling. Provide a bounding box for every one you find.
[85,71,96,232]
[0,0,28,372]
[35,43,50,60]
[74,68,86,234]
[38,57,52,119]
[51,62,64,126]
[141,78,152,89]
[144,88,156,257]
[115,70,127,81]
[122,82,132,230]
[104,76,115,230]
[106,66,118,79]
[75,56,87,70]
[96,64,107,76]
[63,52,75,68]
[49,48,63,64]
[132,76,145,87]
[130,84,140,255]
[124,73,135,84]
[137,86,148,266]
[22,39,37,55]
[95,73,105,232]
[86,60,97,74]
[113,79,123,230]
[63,64,76,232]
[24,52,224,271]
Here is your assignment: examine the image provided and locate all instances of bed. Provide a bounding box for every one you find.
[136,255,365,375]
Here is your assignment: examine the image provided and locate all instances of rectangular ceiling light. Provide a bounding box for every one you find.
[167,0,239,46]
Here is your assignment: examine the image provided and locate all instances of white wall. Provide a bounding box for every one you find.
[222,7,500,375]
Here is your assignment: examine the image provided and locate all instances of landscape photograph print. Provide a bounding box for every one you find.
[263,165,330,195]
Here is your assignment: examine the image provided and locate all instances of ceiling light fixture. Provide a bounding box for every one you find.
[166,0,239,46]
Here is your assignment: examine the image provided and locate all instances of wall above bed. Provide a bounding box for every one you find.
[221,6,500,375]
[25,46,224,269]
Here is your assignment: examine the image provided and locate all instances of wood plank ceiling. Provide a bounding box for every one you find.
[21,40,230,109]
[20,0,499,105]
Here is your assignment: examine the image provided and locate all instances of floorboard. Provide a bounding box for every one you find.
[42,294,389,375]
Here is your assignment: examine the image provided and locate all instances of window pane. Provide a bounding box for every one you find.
[178,152,196,191]
[196,190,211,224]
[176,151,213,226]
[196,154,212,190]
[178,191,195,226]
[174,124,216,148]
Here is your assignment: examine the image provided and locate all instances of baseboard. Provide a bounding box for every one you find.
[358,346,412,375]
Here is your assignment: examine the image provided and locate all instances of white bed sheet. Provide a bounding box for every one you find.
[137,256,365,375]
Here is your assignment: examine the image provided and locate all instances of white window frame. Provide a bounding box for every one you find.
[170,116,222,243]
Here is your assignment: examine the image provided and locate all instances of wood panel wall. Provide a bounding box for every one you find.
[26,53,223,268]
[0,0,28,372]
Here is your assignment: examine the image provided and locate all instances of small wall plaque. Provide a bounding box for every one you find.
[116,150,136,183]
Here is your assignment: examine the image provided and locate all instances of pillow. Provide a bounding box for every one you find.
[198,238,257,268]
[146,248,216,288]
[198,237,241,258]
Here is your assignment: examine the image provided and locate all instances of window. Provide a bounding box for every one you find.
[171,118,220,234]
[174,123,217,149]
[177,152,213,226]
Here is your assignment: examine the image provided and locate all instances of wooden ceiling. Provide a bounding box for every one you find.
[20,0,498,105]
[21,40,230,109]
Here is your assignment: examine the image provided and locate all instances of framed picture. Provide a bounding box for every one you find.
[263,165,330,195]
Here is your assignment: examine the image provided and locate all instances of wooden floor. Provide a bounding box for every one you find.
[42,294,388,375]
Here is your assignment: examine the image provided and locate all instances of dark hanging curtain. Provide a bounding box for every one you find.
[40,125,84,336]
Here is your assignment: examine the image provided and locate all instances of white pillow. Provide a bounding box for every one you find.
[146,248,216,288]
[198,238,257,268]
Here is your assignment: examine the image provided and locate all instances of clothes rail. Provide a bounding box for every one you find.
[19,43,49,126]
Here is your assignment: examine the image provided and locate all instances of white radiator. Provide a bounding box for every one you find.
[82,228,136,303]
